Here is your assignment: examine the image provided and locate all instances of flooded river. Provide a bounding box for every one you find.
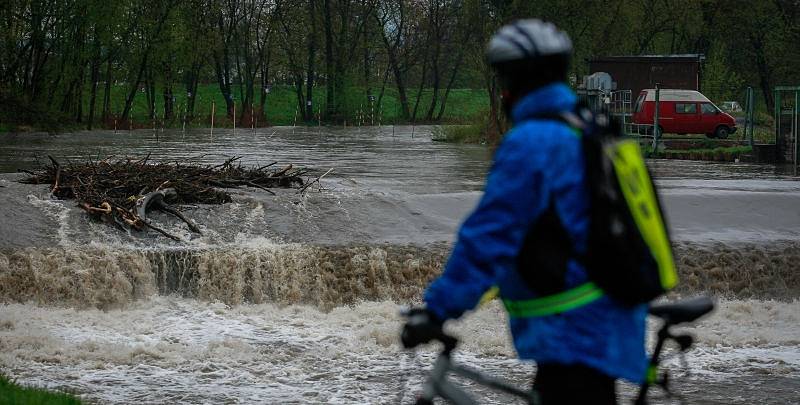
[1,127,799,403]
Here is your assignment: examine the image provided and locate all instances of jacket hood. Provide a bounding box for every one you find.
[511,83,577,124]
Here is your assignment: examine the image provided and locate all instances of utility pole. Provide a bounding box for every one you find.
[652,84,661,155]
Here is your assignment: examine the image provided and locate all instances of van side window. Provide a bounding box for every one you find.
[701,103,717,115]
[675,103,697,114]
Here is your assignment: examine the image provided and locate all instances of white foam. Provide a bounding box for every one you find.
[26,194,72,247]
[1,298,797,403]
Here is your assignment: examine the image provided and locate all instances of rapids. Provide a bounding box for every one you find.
[1,126,800,403]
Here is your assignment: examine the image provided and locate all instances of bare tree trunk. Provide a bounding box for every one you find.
[296,76,305,119]
[144,69,156,120]
[213,54,234,118]
[304,0,316,121]
[436,44,467,120]
[186,61,200,118]
[102,58,112,120]
[75,66,85,123]
[121,56,147,122]
[376,1,410,119]
[87,58,100,129]
[121,3,174,122]
[436,62,463,121]
[259,58,270,120]
[411,58,429,122]
[163,82,174,121]
[323,0,334,119]
[425,58,440,120]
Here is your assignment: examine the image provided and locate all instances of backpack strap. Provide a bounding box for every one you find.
[507,108,603,317]
[528,104,594,130]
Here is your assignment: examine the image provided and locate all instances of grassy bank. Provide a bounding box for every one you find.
[0,375,81,405]
[0,85,490,132]
[646,145,753,161]
[0,85,489,132]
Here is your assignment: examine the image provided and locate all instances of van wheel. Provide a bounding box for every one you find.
[714,126,730,139]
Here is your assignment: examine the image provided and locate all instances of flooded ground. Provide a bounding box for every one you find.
[1,127,799,403]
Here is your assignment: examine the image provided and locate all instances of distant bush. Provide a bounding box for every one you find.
[432,109,504,145]
[0,92,72,133]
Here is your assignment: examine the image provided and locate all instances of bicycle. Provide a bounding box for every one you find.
[402,296,715,405]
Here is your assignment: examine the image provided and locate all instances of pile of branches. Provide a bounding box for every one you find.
[20,155,306,240]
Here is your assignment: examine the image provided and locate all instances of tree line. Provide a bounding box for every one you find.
[1,0,798,131]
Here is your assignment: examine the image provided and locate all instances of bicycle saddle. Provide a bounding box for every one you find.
[648,296,714,325]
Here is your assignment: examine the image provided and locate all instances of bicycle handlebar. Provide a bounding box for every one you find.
[400,307,459,354]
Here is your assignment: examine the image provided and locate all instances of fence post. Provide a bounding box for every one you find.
[749,88,756,141]
[744,87,750,143]
[211,101,215,138]
[652,84,661,154]
[746,87,754,146]
[182,105,187,137]
[795,90,799,168]
[774,89,780,147]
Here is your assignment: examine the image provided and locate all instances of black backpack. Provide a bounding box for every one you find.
[518,107,677,306]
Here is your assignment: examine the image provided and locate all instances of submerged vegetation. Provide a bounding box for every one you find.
[0,374,82,405]
[432,111,503,145]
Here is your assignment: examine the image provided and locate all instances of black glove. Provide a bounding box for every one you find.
[400,307,443,349]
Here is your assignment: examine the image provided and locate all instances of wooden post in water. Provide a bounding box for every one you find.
[114,118,117,134]
[233,101,236,135]
[182,105,187,137]
[211,101,216,138]
[251,104,255,135]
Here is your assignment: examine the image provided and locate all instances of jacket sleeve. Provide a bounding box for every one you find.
[424,130,550,321]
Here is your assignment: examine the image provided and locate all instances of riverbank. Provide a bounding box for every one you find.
[0,374,82,404]
[0,86,489,134]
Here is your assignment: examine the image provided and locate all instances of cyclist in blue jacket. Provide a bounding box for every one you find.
[401,20,647,405]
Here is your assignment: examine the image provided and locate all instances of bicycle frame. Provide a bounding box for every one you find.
[408,296,714,405]
[416,350,539,405]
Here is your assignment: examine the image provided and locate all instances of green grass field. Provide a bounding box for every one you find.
[97,84,489,128]
[0,375,82,405]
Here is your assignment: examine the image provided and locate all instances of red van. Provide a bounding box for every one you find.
[632,89,737,138]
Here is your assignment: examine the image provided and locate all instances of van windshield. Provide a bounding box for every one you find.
[634,94,645,112]
[701,103,718,115]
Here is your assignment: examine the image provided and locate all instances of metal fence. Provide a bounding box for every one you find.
[774,86,800,166]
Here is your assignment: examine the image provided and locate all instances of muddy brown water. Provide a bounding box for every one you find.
[1,127,799,403]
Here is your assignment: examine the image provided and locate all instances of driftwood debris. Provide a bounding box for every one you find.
[21,156,306,240]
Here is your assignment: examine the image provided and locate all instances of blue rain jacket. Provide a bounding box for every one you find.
[424,83,648,383]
